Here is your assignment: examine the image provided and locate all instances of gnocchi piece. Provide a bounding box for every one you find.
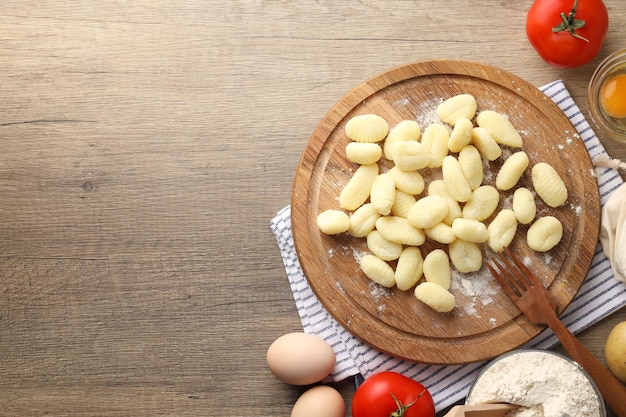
[414,282,456,313]
[395,246,424,291]
[442,155,473,203]
[383,119,421,160]
[387,166,425,195]
[359,254,395,287]
[513,187,536,225]
[448,117,474,153]
[391,190,417,218]
[348,203,381,237]
[436,94,478,125]
[452,218,489,243]
[375,216,426,246]
[487,209,518,252]
[462,185,499,221]
[496,151,529,191]
[425,222,456,244]
[428,180,462,225]
[407,195,449,229]
[449,239,483,273]
[531,162,568,207]
[458,145,483,190]
[345,113,389,143]
[423,249,452,290]
[527,216,563,252]
[370,173,396,215]
[339,163,379,210]
[366,230,403,261]
[476,110,523,148]
[393,141,431,171]
[421,123,450,168]
[345,142,382,165]
[471,127,502,161]
[316,210,350,235]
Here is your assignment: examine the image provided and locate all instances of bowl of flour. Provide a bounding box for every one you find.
[466,349,605,417]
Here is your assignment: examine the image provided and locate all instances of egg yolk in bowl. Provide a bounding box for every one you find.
[600,73,626,119]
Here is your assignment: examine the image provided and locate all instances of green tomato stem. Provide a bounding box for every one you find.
[389,390,426,417]
[552,0,589,43]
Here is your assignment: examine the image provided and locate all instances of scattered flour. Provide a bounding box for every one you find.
[450,267,499,319]
[394,97,411,107]
[467,350,603,417]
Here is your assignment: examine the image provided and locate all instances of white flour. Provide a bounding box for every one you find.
[467,350,603,417]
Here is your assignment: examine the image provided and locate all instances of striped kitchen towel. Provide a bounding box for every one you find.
[270,80,626,412]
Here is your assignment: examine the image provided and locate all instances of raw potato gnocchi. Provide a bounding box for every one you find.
[487,209,518,252]
[339,163,379,211]
[316,210,350,235]
[476,110,523,148]
[345,142,382,165]
[383,119,421,160]
[513,187,536,224]
[471,127,502,161]
[370,173,395,215]
[451,218,488,243]
[421,123,449,168]
[448,117,474,153]
[462,185,499,221]
[367,230,403,261]
[425,222,456,244]
[345,113,389,143]
[390,190,416,218]
[414,282,455,313]
[527,216,563,252]
[407,195,449,229]
[436,94,477,125]
[442,155,472,203]
[387,166,425,195]
[458,145,483,190]
[359,254,395,287]
[496,151,529,191]
[376,216,426,246]
[531,162,568,207]
[393,141,431,171]
[348,203,380,237]
[428,180,462,226]
[449,239,482,273]
[395,246,424,291]
[317,97,571,314]
[422,249,451,290]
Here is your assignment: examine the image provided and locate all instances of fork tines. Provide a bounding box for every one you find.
[486,248,537,298]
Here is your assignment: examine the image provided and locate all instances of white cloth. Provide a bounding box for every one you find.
[270,80,626,412]
[600,183,626,282]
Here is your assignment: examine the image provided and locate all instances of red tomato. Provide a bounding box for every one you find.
[352,372,435,417]
[526,0,608,68]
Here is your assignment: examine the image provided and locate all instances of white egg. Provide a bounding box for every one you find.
[291,385,345,417]
[266,332,336,385]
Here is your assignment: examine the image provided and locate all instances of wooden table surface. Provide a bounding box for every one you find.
[1,1,625,416]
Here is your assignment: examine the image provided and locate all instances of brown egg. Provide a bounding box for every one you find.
[266,332,336,385]
[291,385,345,417]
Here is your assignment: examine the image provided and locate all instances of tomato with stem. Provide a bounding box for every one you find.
[352,372,435,417]
[526,0,608,68]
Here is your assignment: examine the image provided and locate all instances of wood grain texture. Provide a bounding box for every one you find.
[0,1,624,416]
[292,60,600,364]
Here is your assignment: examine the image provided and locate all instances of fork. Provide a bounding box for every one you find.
[487,248,626,417]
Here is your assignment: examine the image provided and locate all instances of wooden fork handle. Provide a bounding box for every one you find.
[545,314,626,416]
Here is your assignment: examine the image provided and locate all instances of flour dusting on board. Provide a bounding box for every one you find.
[451,267,499,319]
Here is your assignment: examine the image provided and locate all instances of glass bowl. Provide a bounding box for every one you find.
[466,349,606,417]
[588,49,626,142]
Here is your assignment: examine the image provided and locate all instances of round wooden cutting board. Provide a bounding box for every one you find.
[291,60,600,365]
